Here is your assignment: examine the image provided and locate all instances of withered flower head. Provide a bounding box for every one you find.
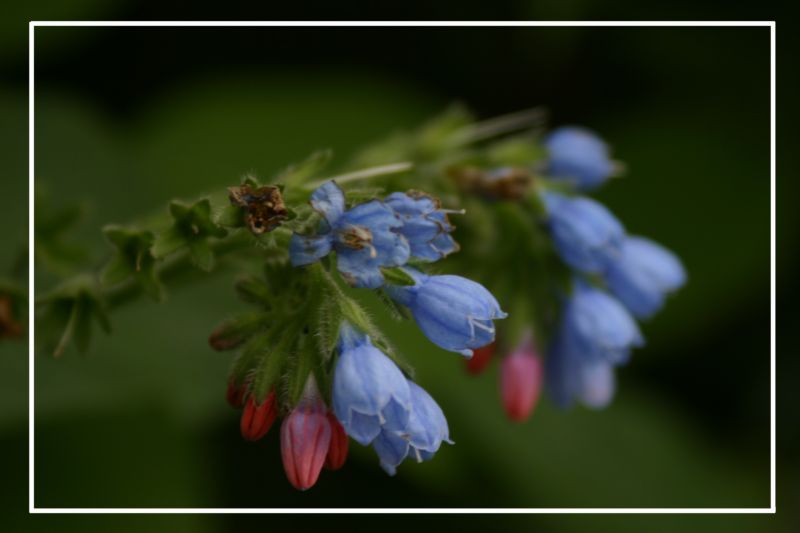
[448,166,534,201]
[228,184,288,235]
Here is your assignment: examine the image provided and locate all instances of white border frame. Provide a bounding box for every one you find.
[27,20,777,514]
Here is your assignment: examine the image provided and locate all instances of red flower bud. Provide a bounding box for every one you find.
[240,390,277,441]
[280,400,332,490]
[465,342,495,375]
[226,379,247,409]
[500,346,543,422]
[324,412,349,471]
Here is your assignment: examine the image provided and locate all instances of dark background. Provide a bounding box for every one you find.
[0,2,794,532]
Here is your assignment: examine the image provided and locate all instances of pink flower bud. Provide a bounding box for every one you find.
[226,379,247,409]
[240,390,277,441]
[500,345,543,422]
[281,400,332,490]
[465,342,495,375]
[324,412,349,471]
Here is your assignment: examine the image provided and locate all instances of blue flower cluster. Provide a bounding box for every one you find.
[540,128,686,409]
[333,322,452,475]
[290,182,459,289]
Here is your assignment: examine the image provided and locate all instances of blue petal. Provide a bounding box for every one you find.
[606,236,687,319]
[545,331,617,409]
[542,192,624,274]
[577,358,616,409]
[310,181,346,225]
[373,430,410,471]
[385,193,458,262]
[332,333,411,436]
[346,411,382,446]
[544,127,614,190]
[405,381,451,452]
[288,233,333,266]
[409,274,507,356]
[334,200,410,288]
[565,282,644,364]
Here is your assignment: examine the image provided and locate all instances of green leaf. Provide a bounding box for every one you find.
[380,266,416,286]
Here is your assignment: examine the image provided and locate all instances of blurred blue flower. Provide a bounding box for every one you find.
[545,330,617,410]
[541,191,625,274]
[385,268,507,357]
[289,181,410,288]
[384,191,460,262]
[544,126,615,190]
[605,236,687,319]
[332,322,411,446]
[562,281,644,365]
[372,379,453,476]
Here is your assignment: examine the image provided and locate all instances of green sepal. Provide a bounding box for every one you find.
[101,225,163,301]
[285,331,317,406]
[234,276,273,308]
[188,238,214,272]
[311,285,343,361]
[380,267,416,287]
[209,311,269,352]
[152,199,228,270]
[375,289,411,321]
[38,274,111,357]
[249,331,290,403]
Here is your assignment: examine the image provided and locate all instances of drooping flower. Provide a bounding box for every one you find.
[544,126,615,190]
[332,322,411,446]
[280,380,332,491]
[385,268,507,357]
[240,390,278,441]
[605,236,687,319]
[289,181,410,288]
[545,330,616,410]
[541,191,625,274]
[324,412,349,471]
[384,191,460,261]
[372,380,453,476]
[500,339,543,422]
[561,281,644,365]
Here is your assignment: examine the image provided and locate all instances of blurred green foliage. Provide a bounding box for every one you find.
[0,5,792,532]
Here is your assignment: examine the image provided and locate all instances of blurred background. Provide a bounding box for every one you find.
[0,2,794,532]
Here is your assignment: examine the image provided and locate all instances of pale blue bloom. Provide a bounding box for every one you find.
[541,191,625,274]
[544,126,615,190]
[289,181,410,288]
[562,281,644,365]
[332,322,411,446]
[384,191,460,262]
[385,268,507,357]
[372,380,453,476]
[545,330,617,410]
[605,236,687,319]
